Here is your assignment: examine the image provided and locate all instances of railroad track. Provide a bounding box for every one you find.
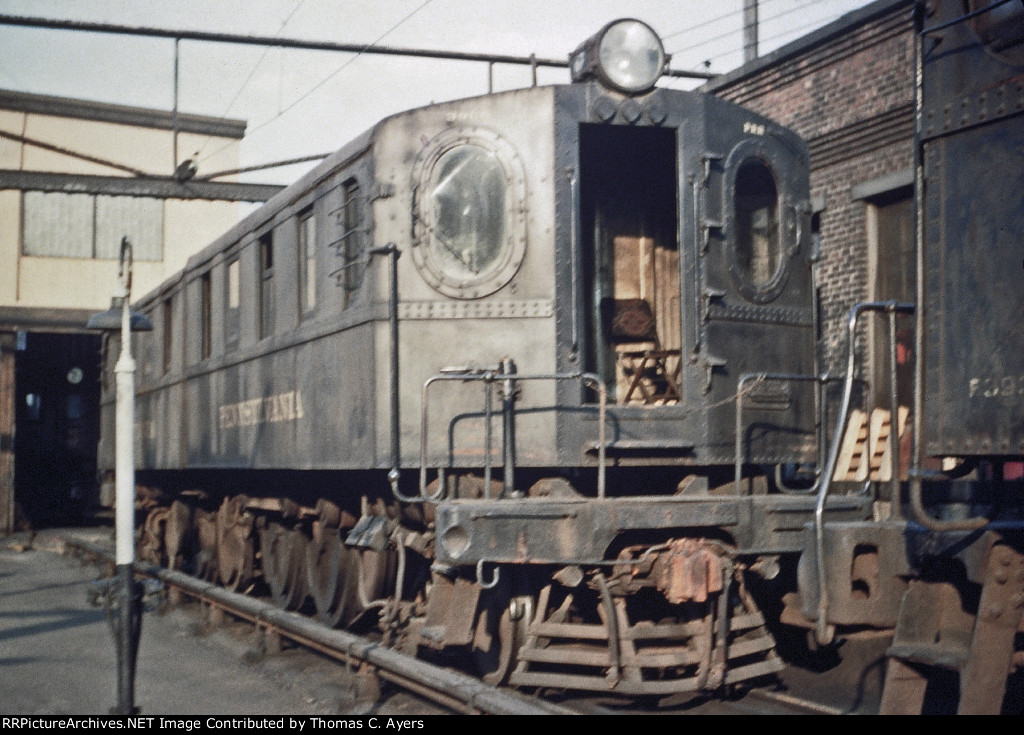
[64,536,579,716]
[63,534,839,716]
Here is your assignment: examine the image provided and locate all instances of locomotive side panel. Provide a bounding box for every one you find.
[924,117,1024,456]
[293,326,377,469]
[136,286,185,471]
[293,159,382,470]
[181,270,214,467]
[183,367,215,466]
[200,253,381,469]
[118,142,387,472]
[371,88,560,468]
[921,1,1024,456]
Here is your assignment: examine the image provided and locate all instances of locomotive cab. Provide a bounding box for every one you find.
[378,19,819,488]
[550,24,817,469]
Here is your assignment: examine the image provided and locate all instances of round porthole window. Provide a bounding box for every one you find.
[412,128,527,299]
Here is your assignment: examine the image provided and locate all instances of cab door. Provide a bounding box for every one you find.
[578,123,680,405]
[693,112,816,462]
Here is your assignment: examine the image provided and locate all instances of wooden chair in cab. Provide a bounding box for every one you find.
[607,298,681,405]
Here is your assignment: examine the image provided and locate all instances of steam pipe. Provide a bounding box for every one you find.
[368,243,402,499]
[501,357,518,498]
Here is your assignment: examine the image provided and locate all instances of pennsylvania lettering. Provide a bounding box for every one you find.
[219,391,305,430]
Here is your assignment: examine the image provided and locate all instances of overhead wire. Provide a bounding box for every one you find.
[259,0,436,125]
[194,0,311,164]
[660,0,869,90]
[196,0,436,173]
[698,2,866,68]
[662,0,787,41]
[197,0,819,173]
[667,0,839,57]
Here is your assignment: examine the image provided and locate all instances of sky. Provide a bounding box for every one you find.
[0,0,875,184]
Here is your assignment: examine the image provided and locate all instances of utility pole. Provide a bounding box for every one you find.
[744,0,759,63]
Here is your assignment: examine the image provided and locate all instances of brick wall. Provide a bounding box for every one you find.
[706,0,915,374]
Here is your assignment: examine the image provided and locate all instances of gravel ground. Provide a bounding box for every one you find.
[0,528,446,716]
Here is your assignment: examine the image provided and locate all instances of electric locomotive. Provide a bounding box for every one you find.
[98,19,870,696]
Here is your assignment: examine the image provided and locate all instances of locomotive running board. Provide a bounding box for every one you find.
[509,584,783,695]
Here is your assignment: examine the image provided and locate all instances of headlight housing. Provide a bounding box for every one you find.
[570,19,668,95]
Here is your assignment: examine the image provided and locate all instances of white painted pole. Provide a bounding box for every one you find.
[114,237,139,714]
[114,244,136,568]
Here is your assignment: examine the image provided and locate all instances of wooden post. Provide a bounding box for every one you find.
[0,331,15,535]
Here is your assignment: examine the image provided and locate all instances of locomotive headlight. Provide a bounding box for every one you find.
[570,18,668,95]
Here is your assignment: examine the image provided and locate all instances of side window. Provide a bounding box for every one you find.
[723,149,796,306]
[200,272,212,361]
[427,146,508,280]
[259,233,274,339]
[734,159,780,288]
[226,258,240,346]
[332,179,364,308]
[298,209,316,319]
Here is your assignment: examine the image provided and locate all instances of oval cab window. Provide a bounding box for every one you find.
[725,150,794,304]
[735,159,780,289]
[429,145,507,280]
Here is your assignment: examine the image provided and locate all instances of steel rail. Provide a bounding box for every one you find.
[746,688,845,715]
[63,536,577,716]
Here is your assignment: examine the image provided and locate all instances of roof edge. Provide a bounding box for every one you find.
[0,88,247,139]
[702,0,914,93]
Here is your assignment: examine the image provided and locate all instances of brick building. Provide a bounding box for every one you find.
[706,0,916,397]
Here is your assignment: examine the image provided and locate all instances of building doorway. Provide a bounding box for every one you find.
[866,188,915,410]
[14,332,101,527]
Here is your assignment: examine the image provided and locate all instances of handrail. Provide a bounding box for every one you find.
[417,369,608,502]
[812,300,913,645]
